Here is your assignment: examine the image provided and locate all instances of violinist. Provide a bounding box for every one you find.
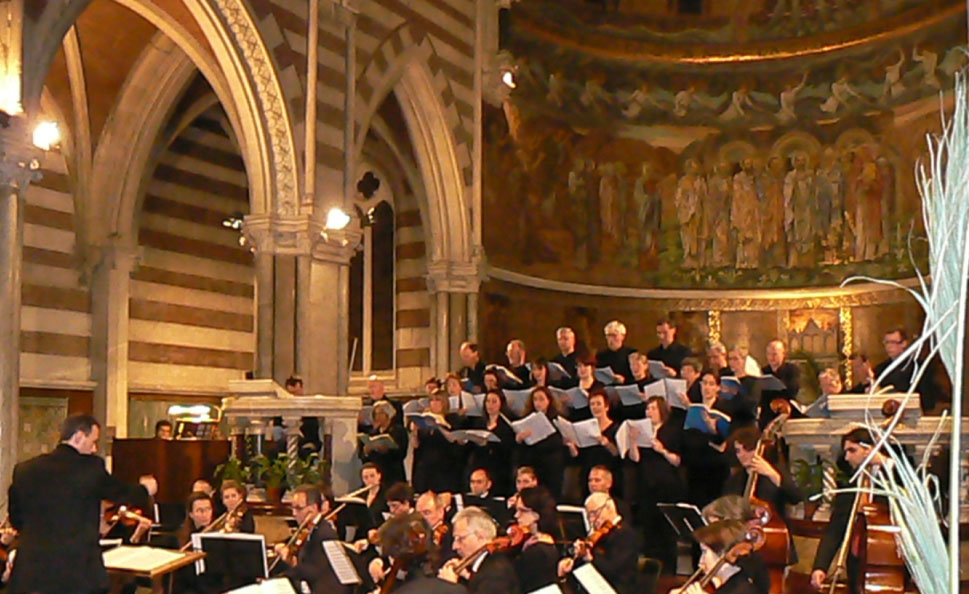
[275,485,353,594]
[176,492,215,548]
[810,427,891,592]
[511,487,559,593]
[417,492,454,564]
[439,507,521,593]
[220,480,255,533]
[192,478,227,517]
[387,483,415,516]
[7,414,152,594]
[374,513,463,593]
[506,466,539,511]
[701,496,772,594]
[670,519,764,594]
[557,492,641,593]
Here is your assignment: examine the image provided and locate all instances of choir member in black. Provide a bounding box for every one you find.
[682,371,731,508]
[511,487,559,593]
[596,319,637,385]
[874,327,942,412]
[459,341,487,392]
[482,370,501,392]
[568,389,621,497]
[759,340,800,428]
[847,352,874,394]
[647,317,692,378]
[411,389,462,493]
[273,485,354,594]
[439,507,522,593]
[552,326,579,384]
[671,519,766,594]
[570,354,604,421]
[514,387,566,498]
[810,427,890,592]
[627,396,685,573]
[504,340,533,389]
[621,352,655,420]
[557,492,641,594]
[587,466,633,522]
[723,347,760,431]
[416,492,455,565]
[528,358,550,388]
[360,400,409,486]
[219,480,255,533]
[707,341,729,378]
[369,376,405,425]
[681,357,704,404]
[466,390,517,496]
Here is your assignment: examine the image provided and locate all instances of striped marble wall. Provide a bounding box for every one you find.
[21,151,92,388]
[128,109,255,395]
[395,195,432,388]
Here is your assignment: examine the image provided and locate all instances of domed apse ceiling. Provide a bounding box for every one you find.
[482,0,967,290]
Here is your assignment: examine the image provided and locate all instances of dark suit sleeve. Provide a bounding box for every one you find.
[813,491,854,572]
[93,456,151,510]
[9,464,23,531]
[777,466,803,505]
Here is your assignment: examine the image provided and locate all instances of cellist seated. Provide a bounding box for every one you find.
[670,519,766,594]
[810,427,904,593]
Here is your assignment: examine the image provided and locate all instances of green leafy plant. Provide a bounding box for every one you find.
[214,457,251,485]
[289,453,331,488]
[251,454,289,489]
[791,457,829,498]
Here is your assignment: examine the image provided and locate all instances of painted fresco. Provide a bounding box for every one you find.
[482,1,965,289]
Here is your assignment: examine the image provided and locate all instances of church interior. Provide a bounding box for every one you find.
[1,0,968,592]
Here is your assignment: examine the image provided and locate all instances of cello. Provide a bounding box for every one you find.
[743,399,792,593]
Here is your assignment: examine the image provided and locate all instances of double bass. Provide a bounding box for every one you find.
[743,399,792,593]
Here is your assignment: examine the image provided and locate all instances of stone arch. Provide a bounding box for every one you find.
[353,27,472,267]
[24,0,301,217]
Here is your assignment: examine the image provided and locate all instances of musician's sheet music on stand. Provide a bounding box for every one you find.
[226,577,297,594]
[323,540,362,585]
[573,563,618,594]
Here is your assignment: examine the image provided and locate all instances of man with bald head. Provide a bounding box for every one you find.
[505,339,533,388]
[760,339,801,428]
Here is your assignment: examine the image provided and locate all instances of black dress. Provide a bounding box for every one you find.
[513,540,558,593]
[635,421,686,571]
[515,412,566,499]
[467,416,517,497]
[412,413,463,493]
[360,423,409,486]
[681,424,730,508]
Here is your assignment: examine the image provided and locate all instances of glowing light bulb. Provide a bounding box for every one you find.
[325,207,351,230]
[33,121,60,150]
[501,70,516,89]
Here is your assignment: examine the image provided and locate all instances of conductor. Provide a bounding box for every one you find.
[7,414,151,594]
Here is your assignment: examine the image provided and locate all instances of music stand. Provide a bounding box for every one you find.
[193,532,268,592]
[556,504,591,541]
[657,503,707,540]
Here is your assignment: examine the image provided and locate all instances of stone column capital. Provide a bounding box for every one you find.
[243,213,361,263]
[0,117,43,191]
[426,259,483,294]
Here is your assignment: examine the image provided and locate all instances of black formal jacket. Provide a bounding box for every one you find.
[873,356,940,412]
[514,540,558,593]
[360,423,409,486]
[551,352,579,383]
[715,566,764,594]
[284,520,355,594]
[595,346,637,385]
[647,342,693,374]
[461,361,487,392]
[588,521,641,594]
[759,362,800,428]
[8,444,149,594]
[464,551,521,594]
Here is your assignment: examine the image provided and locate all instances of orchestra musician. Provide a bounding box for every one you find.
[219,479,255,533]
[723,427,803,523]
[7,414,152,594]
[386,483,415,516]
[375,514,463,594]
[439,507,522,593]
[416,492,454,564]
[506,466,539,510]
[810,427,894,592]
[670,519,766,594]
[511,487,559,593]
[557,492,641,593]
[173,492,217,594]
[701,496,772,594]
[587,465,633,522]
[275,484,354,594]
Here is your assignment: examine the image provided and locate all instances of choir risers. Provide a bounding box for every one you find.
[223,379,363,493]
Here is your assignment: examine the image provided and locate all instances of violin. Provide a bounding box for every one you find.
[378,518,430,594]
[433,522,449,548]
[680,527,764,592]
[222,503,248,533]
[569,517,617,560]
[447,524,530,576]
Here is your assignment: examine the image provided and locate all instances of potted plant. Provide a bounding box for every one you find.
[214,456,251,486]
[290,453,332,488]
[792,456,835,518]
[252,454,289,503]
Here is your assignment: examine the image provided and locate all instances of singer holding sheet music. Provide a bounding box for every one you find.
[466,390,517,497]
[682,372,731,507]
[596,320,637,385]
[360,401,409,486]
[514,387,567,499]
[570,390,621,498]
[647,318,692,378]
[410,389,463,494]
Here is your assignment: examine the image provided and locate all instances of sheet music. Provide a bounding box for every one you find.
[323,540,362,585]
[511,412,557,445]
[615,419,654,458]
[609,384,646,407]
[647,360,672,379]
[528,584,564,594]
[504,389,532,417]
[102,545,187,572]
[593,367,620,385]
[553,417,601,448]
[402,399,426,416]
[663,378,688,401]
[753,374,788,392]
[462,392,485,416]
[573,563,618,594]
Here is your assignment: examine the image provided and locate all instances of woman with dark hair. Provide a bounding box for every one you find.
[569,389,621,497]
[466,390,517,496]
[681,371,731,508]
[569,354,604,421]
[512,486,560,593]
[515,387,566,498]
[410,389,463,493]
[370,511,446,592]
[529,358,550,388]
[628,395,685,573]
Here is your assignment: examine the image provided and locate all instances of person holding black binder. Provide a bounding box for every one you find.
[360,401,409,487]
